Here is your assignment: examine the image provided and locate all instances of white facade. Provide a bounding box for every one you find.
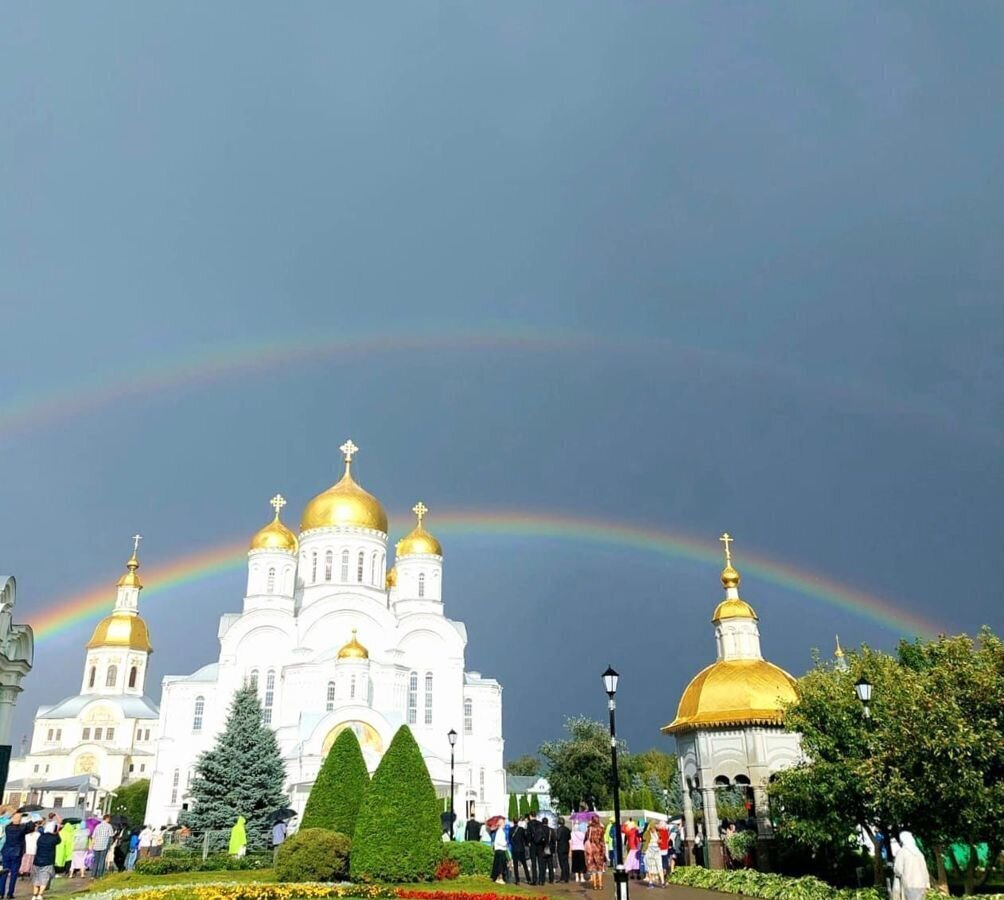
[145,446,505,827]
[4,545,159,810]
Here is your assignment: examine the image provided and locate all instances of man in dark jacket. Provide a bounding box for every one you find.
[555,816,572,883]
[1,813,31,899]
[540,817,556,884]
[464,816,482,842]
[509,819,531,884]
[526,812,545,884]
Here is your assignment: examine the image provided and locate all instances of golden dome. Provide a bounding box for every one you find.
[662,659,797,733]
[337,629,369,660]
[712,598,759,623]
[720,565,740,589]
[117,544,143,589]
[87,613,153,652]
[395,501,443,557]
[300,440,388,534]
[386,566,397,589]
[250,494,298,552]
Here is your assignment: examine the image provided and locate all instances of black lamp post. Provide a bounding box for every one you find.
[447,728,458,840]
[855,676,873,719]
[603,666,629,900]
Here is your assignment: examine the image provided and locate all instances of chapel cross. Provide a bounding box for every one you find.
[340,439,359,465]
[413,501,428,525]
[270,494,287,516]
[131,534,143,555]
[719,532,734,567]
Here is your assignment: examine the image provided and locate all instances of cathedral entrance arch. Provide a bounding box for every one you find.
[321,720,384,758]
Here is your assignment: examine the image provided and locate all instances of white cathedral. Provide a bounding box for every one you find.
[144,441,505,826]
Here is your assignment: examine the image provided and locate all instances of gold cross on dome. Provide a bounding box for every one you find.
[270,494,286,516]
[340,439,359,464]
[131,534,143,555]
[412,501,428,525]
[719,532,734,566]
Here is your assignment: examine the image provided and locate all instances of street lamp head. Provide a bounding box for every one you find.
[447,728,457,747]
[602,666,619,697]
[854,676,873,705]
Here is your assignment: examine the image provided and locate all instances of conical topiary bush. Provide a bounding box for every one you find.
[300,727,369,834]
[351,725,442,882]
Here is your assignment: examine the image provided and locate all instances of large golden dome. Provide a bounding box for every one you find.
[662,659,797,733]
[250,494,298,552]
[337,629,369,660]
[395,502,443,557]
[300,440,388,534]
[712,598,758,623]
[87,614,153,652]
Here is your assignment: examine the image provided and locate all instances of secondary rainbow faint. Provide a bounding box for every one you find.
[29,510,942,645]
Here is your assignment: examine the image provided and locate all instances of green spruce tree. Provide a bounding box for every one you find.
[186,684,287,850]
[508,793,519,821]
[530,792,540,814]
[518,795,530,818]
[351,726,442,882]
[301,727,369,834]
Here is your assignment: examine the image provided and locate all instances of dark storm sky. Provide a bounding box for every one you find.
[1,2,1001,757]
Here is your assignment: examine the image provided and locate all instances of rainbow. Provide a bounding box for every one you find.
[0,329,971,443]
[28,510,942,644]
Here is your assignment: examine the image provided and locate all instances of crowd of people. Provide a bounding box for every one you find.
[0,806,174,895]
[459,808,687,889]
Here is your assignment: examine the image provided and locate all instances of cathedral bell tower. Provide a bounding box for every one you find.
[82,536,153,697]
[393,502,444,612]
[246,494,298,611]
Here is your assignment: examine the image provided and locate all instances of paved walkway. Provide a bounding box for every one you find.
[529,879,732,900]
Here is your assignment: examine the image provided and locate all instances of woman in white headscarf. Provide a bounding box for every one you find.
[893,831,931,900]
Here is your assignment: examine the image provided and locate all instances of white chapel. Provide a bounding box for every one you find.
[145,441,505,826]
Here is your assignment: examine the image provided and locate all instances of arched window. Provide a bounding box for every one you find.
[106,665,118,688]
[311,551,318,582]
[88,666,96,688]
[357,551,365,582]
[263,670,276,725]
[171,768,180,805]
[326,681,336,712]
[340,549,349,581]
[350,674,357,699]
[248,669,259,691]
[479,767,485,802]
[418,572,426,598]
[407,672,418,724]
[464,698,473,734]
[370,552,378,585]
[424,672,433,725]
[266,567,276,594]
[193,696,205,733]
[325,550,333,581]
[128,666,138,688]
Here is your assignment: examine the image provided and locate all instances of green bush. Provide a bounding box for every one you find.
[134,853,271,875]
[351,726,443,882]
[508,794,518,821]
[275,828,351,883]
[725,829,759,862]
[442,841,494,876]
[301,727,370,835]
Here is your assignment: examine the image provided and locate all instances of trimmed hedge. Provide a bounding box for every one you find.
[351,725,443,882]
[301,727,369,835]
[133,853,271,874]
[669,867,1004,900]
[275,828,351,883]
[442,841,494,876]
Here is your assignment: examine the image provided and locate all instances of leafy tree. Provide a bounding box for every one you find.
[186,684,288,850]
[110,779,149,828]
[518,795,530,818]
[508,793,519,821]
[539,716,627,811]
[351,726,442,882]
[624,748,681,814]
[770,629,1004,893]
[530,792,540,814]
[301,727,369,834]
[506,754,541,777]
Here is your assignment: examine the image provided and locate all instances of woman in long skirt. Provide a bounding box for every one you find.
[19,824,38,877]
[584,814,607,891]
[570,822,587,883]
[644,824,665,886]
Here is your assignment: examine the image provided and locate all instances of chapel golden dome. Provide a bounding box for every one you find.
[712,598,759,623]
[661,658,797,733]
[300,440,388,534]
[116,540,143,589]
[711,533,757,622]
[395,502,443,557]
[250,494,298,552]
[337,629,369,660]
[87,613,153,652]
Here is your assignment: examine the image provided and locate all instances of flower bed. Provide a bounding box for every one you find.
[669,866,1004,900]
[88,883,546,900]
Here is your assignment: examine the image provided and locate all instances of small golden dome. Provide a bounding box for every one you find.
[300,441,388,534]
[662,659,798,733]
[386,566,397,589]
[395,501,443,557]
[834,635,845,658]
[117,545,143,589]
[337,628,369,660]
[712,598,759,623]
[250,495,298,552]
[87,614,153,652]
[720,565,741,589]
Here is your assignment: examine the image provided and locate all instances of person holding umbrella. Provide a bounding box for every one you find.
[270,810,295,866]
[1,812,33,898]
